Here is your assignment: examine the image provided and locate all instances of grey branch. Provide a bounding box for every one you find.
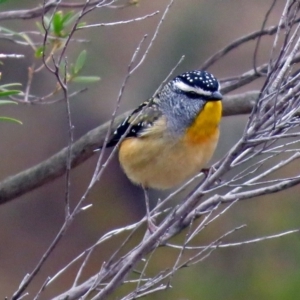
[0,91,258,206]
[201,16,300,69]
[0,0,101,21]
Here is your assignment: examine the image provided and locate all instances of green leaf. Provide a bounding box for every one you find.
[70,63,75,76]
[52,11,64,36]
[0,0,10,4]
[74,50,87,74]
[61,11,73,24]
[0,90,21,97]
[0,117,22,124]
[73,76,101,83]
[61,11,79,27]
[0,83,22,89]
[0,100,17,105]
[35,46,45,58]
[0,25,18,35]
[76,23,87,29]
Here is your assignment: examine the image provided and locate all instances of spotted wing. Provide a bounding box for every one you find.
[107,97,162,147]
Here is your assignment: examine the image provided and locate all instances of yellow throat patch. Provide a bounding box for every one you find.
[185,100,222,144]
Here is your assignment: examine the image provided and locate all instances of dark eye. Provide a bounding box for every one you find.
[185,91,200,99]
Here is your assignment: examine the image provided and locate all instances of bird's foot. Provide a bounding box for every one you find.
[201,166,221,184]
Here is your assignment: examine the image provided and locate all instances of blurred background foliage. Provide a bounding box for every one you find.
[0,0,300,299]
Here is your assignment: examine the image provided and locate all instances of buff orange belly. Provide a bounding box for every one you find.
[118,129,219,189]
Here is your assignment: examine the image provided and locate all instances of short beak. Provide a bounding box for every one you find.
[210,91,223,100]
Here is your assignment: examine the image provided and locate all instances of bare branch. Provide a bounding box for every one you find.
[0,0,105,21]
[201,14,300,70]
[78,11,159,29]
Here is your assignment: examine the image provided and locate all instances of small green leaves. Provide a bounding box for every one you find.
[74,50,87,75]
[0,82,22,125]
[0,100,18,105]
[0,116,22,124]
[0,90,21,97]
[36,10,79,38]
[52,11,64,37]
[0,83,22,89]
[68,51,100,84]
[72,76,101,83]
[62,11,81,27]
[0,100,17,106]
[35,46,45,58]
[34,12,99,87]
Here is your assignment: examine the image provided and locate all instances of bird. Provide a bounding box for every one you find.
[104,70,223,229]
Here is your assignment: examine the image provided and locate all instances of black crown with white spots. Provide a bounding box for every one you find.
[175,70,219,94]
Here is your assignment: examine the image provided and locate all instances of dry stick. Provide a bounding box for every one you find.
[167,214,196,288]
[47,218,145,288]
[252,0,277,75]
[72,249,94,288]
[78,11,159,29]
[268,0,292,75]
[200,14,300,70]
[201,228,300,249]
[167,228,300,250]
[0,0,106,21]
[124,249,158,300]
[181,225,246,267]
[33,277,50,300]
[52,223,169,299]
[61,59,73,218]
[122,285,167,300]
[154,225,246,297]
[198,175,300,215]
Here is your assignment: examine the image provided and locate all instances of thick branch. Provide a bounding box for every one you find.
[0,92,258,205]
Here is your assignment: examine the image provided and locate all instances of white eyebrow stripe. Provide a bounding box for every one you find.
[174,81,213,96]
